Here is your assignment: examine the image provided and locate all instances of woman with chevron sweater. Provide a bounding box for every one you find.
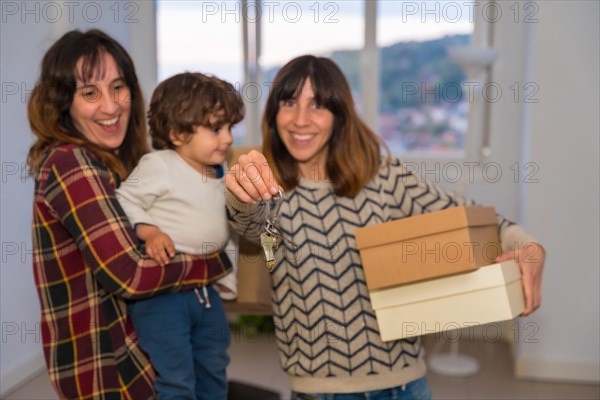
[225,55,545,399]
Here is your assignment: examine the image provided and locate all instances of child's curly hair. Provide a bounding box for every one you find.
[148,72,245,149]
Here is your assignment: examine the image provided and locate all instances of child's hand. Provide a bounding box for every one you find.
[136,224,176,266]
[145,231,176,266]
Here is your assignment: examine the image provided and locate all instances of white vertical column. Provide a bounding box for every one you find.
[242,0,262,146]
[361,0,378,131]
[129,1,158,108]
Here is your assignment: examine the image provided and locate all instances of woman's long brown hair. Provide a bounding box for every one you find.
[262,55,387,197]
[27,29,149,179]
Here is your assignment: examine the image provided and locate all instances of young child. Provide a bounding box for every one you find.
[116,72,244,400]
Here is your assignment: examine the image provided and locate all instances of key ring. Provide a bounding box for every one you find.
[264,188,298,249]
[266,187,284,232]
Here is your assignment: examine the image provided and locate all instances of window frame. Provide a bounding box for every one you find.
[152,0,495,173]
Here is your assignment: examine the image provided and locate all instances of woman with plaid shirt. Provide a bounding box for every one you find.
[27,29,232,399]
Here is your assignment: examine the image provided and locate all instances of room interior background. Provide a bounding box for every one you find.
[1,1,598,396]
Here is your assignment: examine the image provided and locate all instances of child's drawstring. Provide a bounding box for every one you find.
[203,286,212,308]
[194,286,212,308]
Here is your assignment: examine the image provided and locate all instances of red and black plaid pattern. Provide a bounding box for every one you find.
[32,144,231,399]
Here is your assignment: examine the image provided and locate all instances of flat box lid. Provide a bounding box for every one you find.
[355,206,497,250]
[369,260,521,310]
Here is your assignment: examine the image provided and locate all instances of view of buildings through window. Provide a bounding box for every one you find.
[157,1,474,156]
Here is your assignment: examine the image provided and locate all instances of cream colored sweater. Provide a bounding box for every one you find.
[226,158,535,394]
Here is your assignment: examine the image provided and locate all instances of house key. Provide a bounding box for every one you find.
[260,231,277,271]
[259,188,290,272]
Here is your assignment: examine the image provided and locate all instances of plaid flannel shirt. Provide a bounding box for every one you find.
[32,144,231,399]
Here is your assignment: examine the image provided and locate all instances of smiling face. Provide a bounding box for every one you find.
[69,52,131,150]
[275,78,334,181]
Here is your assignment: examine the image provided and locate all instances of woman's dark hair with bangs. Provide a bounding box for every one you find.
[27,29,149,179]
[262,55,387,197]
[148,72,244,150]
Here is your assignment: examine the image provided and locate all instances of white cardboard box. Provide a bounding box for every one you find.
[369,260,524,341]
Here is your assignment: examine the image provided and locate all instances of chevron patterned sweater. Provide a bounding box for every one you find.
[226,158,534,394]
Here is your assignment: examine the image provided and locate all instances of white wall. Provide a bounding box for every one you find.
[402,1,600,384]
[0,1,156,396]
[1,16,54,397]
[515,1,600,383]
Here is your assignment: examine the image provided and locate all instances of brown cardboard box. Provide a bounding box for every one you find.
[368,260,524,341]
[223,146,273,315]
[355,206,501,290]
[223,235,273,315]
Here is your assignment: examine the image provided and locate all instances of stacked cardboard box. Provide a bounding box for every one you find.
[355,206,524,341]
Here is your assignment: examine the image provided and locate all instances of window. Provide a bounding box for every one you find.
[376,1,474,157]
[157,1,243,83]
[156,0,477,156]
[261,1,364,101]
[156,1,246,141]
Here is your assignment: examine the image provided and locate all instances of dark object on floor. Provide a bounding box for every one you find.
[228,380,280,400]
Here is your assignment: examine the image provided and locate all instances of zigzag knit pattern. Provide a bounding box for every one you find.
[227,158,516,392]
